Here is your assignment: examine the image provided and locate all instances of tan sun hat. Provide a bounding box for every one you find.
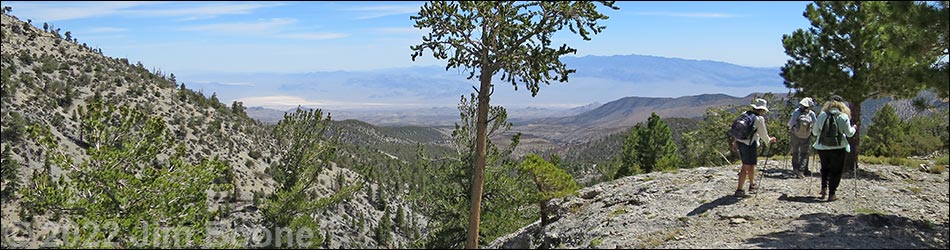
[751,98,769,112]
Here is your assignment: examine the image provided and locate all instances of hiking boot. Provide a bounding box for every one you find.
[803,170,812,177]
[826,194,838,202]
[795,172,805,179]
[748,183,758,193]
[819,187,827,199]
[734,189,747,197]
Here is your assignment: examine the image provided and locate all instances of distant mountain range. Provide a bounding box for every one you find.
[507,93,774,145]
[245,104,603,126]
[537,93,755,128]
[246,91,947,151]
[177,54,788,111]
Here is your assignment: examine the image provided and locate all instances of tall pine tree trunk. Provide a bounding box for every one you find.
[845,101,863,175]
[466,65,492,249]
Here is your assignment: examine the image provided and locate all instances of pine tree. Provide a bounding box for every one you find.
[410,2,619,247]
[517,154,580,230]
[335,170,346,192]
[1,144,20,200]
[865,104,906,157]
[615,124,643,179]
[376,206,393,248]
[230,101,245,116]
[422,93,532,249]
[781,1,940,171]
[358,212,365,232]
[635,113,679,173]
[682,106,738,167]
[210,92,220,105]
[548,154,562,168]
[20,101,231,248]
[261,108,358,248]
[395,205,406,235]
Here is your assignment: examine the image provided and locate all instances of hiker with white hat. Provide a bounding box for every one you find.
[730,98,777,197]
[787,97,817,178]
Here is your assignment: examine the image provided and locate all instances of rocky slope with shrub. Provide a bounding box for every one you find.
[1,12,421,249]
[490,159,949,249]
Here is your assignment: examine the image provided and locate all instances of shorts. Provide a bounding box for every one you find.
[737,140,758,165]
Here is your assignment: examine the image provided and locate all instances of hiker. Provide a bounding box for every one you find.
[812,95,858,202]
[732,98,777,197]
[787,97,817,178]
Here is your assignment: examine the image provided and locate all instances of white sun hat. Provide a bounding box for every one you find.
[799,97,815,108]
[750,98,769,112]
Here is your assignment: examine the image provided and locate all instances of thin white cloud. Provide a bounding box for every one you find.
[8,2,279,22]
[128,3,280,18]
[279,33,350,40]
[9,1,156,22]
[180,18,296,33]
[634,11,737,18]
[344,5,419,20]
[179,19,348,41]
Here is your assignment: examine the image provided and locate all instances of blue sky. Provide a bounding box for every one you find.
[4,1,812,73]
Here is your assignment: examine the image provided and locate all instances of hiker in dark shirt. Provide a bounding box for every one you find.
[812,95,857,202]
[733,98,777,197]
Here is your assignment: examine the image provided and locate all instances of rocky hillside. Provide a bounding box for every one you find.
[538,94,750,129]
[490,161,949,249]
[1,12,421,249]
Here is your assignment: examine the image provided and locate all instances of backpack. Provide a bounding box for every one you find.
[791,111,813,139]
[729,111,757,140]
[818,111,841,146]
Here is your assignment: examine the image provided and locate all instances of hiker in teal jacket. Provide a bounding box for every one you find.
[812,95,858,202]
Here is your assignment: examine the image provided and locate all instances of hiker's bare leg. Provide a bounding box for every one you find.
[736,164,755,190]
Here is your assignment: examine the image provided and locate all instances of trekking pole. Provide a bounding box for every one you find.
[764,143,771,182]
[756,142,770,197]
[851,152,858,197]
[785,138,791,177]
[808,145,816,195]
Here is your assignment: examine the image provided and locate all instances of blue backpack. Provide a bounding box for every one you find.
[729,111,757,140]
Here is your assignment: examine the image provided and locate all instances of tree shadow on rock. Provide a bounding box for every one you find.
[687,195,742,216]
[747,212,948,249]
[842,167,889,181]
[760,167,794,180]
[777,193,823,204]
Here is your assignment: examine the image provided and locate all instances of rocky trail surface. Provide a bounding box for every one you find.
[491,160,949,249]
